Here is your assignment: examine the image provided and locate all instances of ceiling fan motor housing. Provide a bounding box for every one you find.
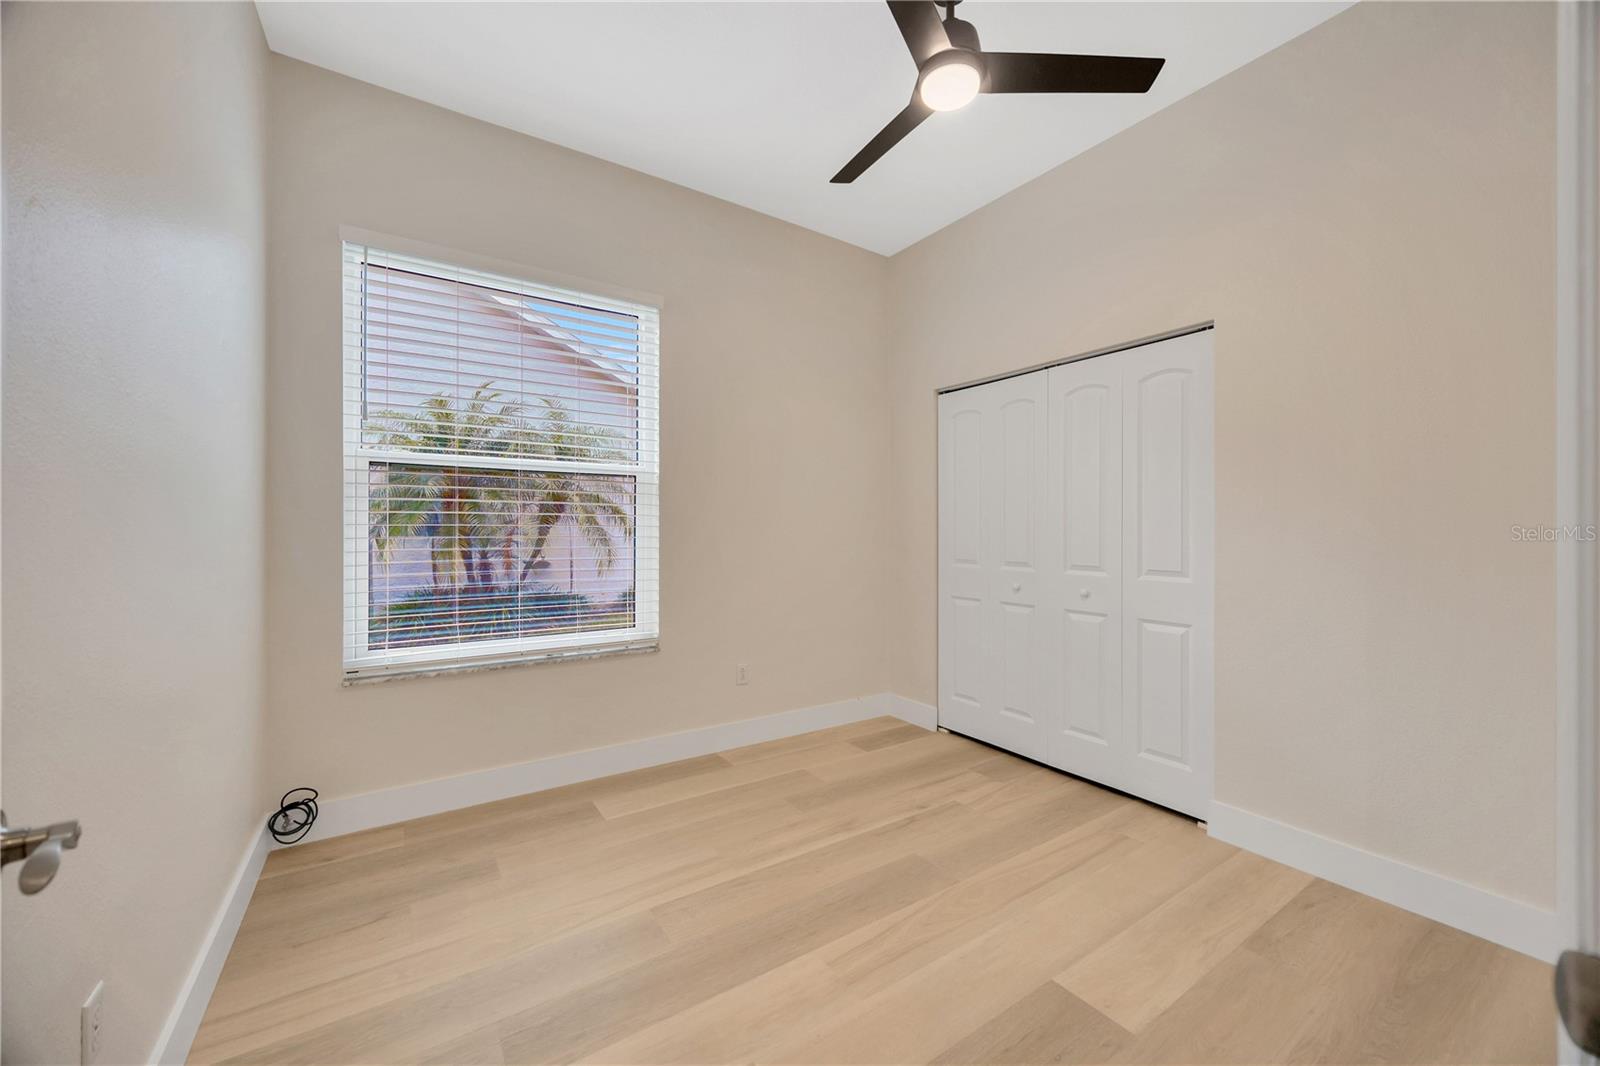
[938,14,981,53]
[920,12,983,95]
[919,45,986,94]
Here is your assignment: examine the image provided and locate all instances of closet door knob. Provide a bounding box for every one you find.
[1011,582,1021,593]
[1079,588,1091,599]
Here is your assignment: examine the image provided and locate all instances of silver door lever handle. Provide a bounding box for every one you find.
[0,810,81,895]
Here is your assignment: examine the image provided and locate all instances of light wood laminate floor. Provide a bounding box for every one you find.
[191,718,1554,1065]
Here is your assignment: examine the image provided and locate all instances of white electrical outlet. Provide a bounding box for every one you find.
[81,980,104,1065]
[735,664,749,686]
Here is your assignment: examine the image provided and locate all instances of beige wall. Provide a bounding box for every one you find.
[1,3,269,1062]
[885,1,1556,907]
[263,57,890,799]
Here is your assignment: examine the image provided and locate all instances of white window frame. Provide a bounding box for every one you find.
[341,232,661,682]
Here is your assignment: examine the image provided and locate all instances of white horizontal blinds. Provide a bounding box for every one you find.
[361,259,646,462]
[343,242,660,678]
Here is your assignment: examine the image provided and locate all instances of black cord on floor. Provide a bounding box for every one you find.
[268,787,319,845]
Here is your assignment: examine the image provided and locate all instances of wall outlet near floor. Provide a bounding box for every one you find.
[81,980,104,1065]
[735,664,749,686]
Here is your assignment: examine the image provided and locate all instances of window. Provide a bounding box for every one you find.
[343,242,659,680]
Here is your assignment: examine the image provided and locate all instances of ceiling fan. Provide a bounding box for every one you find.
[832,0,1166,183]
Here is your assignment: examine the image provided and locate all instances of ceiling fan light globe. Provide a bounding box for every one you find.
[919,58,981,111]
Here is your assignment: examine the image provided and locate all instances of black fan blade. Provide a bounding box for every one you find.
[982,53,1165,94]
[831,100,933,183]
[887,1,950,65]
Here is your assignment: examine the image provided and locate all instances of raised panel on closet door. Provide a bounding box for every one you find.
[1119,331,1214,818]
[1044,357,1123,783]
[937,372,1049,760]
[939,393,986,737]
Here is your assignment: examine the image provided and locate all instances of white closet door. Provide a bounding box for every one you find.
[1116,330,1214,818]
[1044,355,1125,786]
[937,372,1050,760]
[938,330,1212,817]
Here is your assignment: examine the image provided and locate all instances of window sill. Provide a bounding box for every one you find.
[342,640,659,686]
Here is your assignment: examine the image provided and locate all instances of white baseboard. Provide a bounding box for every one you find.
[1207,801,1559,962]
[290,692,930,847]
[150,824,270,1065]
[882,693,937,730]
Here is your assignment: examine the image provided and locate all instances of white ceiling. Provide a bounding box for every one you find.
[255,1,1349,256]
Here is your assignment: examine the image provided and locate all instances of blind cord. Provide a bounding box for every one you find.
[268,787,319,846]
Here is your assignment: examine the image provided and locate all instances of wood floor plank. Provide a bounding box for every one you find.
[931,981,1131,1064]
[591,743,864,819]
[850,722,931,751]
[408,842,727,952]
[1056,848,1313,1032]
[214,898,413,994]
[496,855,956,1063]
[800,731,987,787]
[787,743,1000,818]
[417,1028,507,1066]
[1231,878,1440,1063]
[820,826,1141,991]
[581,954,849,1064]
[717,717,910,763]
[482,771,822,890]
[523,768,825,858]
[258,825,406,879]
[757,827,1235,1064]
[969,751,1051,782]
[402,795,604,849]
[923,777,1127,881]
[196,915,566,1063]
[1353,924,1556,1064]
[191,912,427,1062]
[191,725,1554,1066]
[232,854,501,954]
[215,911,671,1064]
[1110,945,1324,1064]
[651,802,986,942]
